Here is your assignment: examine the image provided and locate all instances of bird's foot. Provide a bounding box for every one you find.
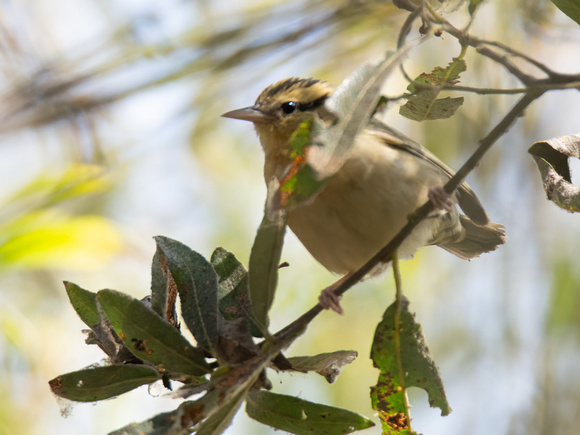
[428,186,454,212]
[319,274,352,315]
[319,287,343,314]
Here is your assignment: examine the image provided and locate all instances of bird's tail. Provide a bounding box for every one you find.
[439,216,506,260]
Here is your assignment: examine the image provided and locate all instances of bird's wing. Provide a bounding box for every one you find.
[368,118,490,225]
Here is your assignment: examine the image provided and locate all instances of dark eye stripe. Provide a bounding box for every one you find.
[297,94,329,112]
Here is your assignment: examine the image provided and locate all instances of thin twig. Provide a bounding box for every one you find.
[392,251,411,429]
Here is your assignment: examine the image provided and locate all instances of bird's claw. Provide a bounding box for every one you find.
[428,186,454,212]
[319,287,344,315]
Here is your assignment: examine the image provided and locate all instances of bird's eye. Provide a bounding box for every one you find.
[281,101,297,114]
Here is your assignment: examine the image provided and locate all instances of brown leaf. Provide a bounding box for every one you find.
[529,134,580,212]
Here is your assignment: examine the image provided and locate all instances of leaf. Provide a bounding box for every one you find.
[150,246,179,326]
[309,46,417,180]
[210,248,251,318]
[370,297,450,434]
[246,390,375,435]
[98,289,211,376]
[279,120,328,209]
[552,0,580,25]
[64,281,100,327]
[248,180,287,333]
[528,134,580,212]
[399,58,466,121]
[154,236,219,352]
[48,365,160,402]
[287,350,358,383]
[64,281,138,363]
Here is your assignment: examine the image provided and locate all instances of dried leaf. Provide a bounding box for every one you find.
[528,134,580,212]
[287,350,358,383]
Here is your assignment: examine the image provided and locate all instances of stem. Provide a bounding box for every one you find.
[392,251,411,429]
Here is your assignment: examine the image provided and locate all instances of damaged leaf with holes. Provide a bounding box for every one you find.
[371,297,450,434]
[400,57,466,121]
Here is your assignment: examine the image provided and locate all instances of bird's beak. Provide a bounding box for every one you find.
[221,106,274,123]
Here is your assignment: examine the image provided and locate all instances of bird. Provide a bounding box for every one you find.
[222,77,505,313]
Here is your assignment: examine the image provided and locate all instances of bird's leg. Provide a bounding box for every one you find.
[319,274,352,315]
[428,186,454,212]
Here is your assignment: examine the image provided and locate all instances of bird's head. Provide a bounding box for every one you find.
[222,77,335,156]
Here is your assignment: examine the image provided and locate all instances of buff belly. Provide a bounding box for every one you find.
[286,136,450,275]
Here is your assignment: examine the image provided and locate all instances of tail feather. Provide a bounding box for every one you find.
[439,216,506,260]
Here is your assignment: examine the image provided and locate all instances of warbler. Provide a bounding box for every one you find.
[223,77,505,311]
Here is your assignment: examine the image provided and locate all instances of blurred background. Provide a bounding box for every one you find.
[1,1,579,434]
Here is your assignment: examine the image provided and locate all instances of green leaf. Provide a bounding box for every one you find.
[399,58,466,121]
[279,120,328,210]
[154,236,219,352]
[287,350,358,383]
[98,289,211,376]
[246,390,375,434]
[64,281,100,327]
[210,247,262,337]
[248,187,287,333]
[371,297,450,434]
[552,0,580,25]
[528,135,580,212]
[280,120,326,206]
[48,364,160,402]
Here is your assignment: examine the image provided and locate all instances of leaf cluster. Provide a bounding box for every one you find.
[50,236,373,434]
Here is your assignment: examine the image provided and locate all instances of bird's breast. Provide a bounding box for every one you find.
[284,133,448,274]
